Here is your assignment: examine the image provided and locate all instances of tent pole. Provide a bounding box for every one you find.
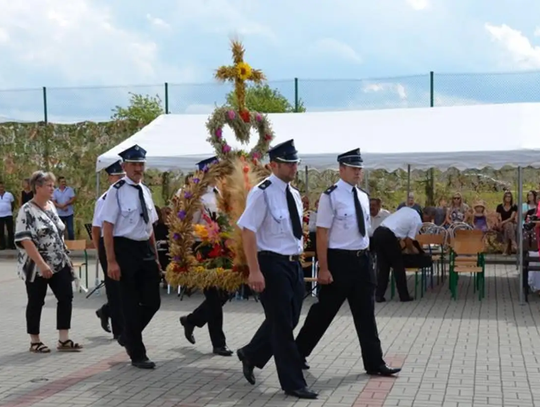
[406,165,411,200]
[304,166,309,197]
[518,167,524,304]
[94,172,101,293]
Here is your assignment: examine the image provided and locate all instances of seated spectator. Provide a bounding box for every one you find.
[446,192,469,225]
[496,191,518,255]
[434,198,448,226]
[472,201,488,232]
[397,192,422,212]
[522,190,537,223]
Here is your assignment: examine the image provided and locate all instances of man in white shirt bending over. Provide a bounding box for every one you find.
[371,206,435,303]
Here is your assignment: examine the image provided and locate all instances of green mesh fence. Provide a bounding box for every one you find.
[1,71,540,122]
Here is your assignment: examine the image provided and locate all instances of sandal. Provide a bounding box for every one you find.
[30,342,51,353]
[57,339,83,352]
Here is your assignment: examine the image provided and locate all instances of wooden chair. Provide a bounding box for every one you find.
[449,238,486,300]
[65,240,89,292]
[302,250,318,298]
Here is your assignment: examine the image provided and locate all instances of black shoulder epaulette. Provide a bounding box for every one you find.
[102,193,107,200]
[258,179,272,190]
[113,180,125,189]
[358,187,370,196]
[324,185,337,195]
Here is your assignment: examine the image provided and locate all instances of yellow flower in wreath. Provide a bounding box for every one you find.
[194,266,205,273]
[236,62,252,80]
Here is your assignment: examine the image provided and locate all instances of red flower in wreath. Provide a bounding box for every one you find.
[207,244,223,258]
[240,110,250,123]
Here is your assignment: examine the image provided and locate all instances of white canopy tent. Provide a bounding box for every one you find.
[97,102,540,173]
[95,102,540,303]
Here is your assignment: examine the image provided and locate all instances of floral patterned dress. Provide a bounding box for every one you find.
[14,201,71,282]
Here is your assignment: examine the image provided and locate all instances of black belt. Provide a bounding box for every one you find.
[258,251,301,262]
[328,248,369,257]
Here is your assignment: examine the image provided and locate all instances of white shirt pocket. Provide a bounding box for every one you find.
[120,202,139,224]
[335,208,354,230]
[270,208,290,235]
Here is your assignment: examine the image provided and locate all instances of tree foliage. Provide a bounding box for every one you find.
[111,92,164,125]
[226,84,306,113]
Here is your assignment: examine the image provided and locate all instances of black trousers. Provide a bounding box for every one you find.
[25,265,73,335]
[296,250,385,371]
[241,252,306,392]
[186,287,229,348]
[97,237,124,337]
[372,227,409,300]
[114,237,161,361]
[0,215,14,249]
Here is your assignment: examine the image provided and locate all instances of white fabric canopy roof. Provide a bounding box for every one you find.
[96,102,540,172]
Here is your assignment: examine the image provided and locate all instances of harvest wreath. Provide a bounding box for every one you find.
[165,40,274,291]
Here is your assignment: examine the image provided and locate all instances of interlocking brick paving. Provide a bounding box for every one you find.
[0,258,537,407]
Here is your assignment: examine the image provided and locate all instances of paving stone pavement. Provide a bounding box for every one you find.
[0,259,539,407]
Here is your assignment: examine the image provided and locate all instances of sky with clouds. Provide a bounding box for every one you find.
[1,0,540,122]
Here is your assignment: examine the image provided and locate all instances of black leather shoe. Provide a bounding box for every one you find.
[237,348,255,385]
[366,364,401,376]
[179,316,196,344]
[115,335,125,347]
[213,346,233,356]
[301,359,310,370]
[285,388,318,399]
[131,359,156,369]
[96,308,111,333]
[375,296,386,303]
[400,297,414,302]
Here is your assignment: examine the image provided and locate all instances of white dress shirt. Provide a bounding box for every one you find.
[91,191,107,238]
[369,208,391,237]
[237,174,304,255]
[0,191,14,217]
[100,176,159,241]
[316,179,370,250]
[380,207,422,239]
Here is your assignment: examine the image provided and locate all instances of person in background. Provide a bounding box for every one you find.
[21,178,34,205]
[369,197,390,237]
[0,181,15,250]
[445,192,469,225]
[522,190,537,222]
[434,198,448,226]
[397,192,422,212]
[496,191,518,255]
[52,176,76,240]
[472,201,488,232]
[15,171,83,353]
[154,206,171,273]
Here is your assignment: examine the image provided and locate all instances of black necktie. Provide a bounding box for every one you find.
[352,187,366,237]
[286,185,303,240]
[131,184,149,224]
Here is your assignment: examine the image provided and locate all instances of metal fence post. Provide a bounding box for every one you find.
[294,78,299,112]
[164,82,169,114]
[42,86,48,123]
[430,71,434,107]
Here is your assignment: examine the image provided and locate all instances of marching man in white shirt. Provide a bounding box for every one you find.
[295,148,401,377]
[100,144,161,369]
[92,160,125,343]
[180,156,233,357]
[236,139,318,399]
[372,206,435,302]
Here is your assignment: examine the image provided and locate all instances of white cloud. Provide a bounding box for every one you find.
[535,27,540,37]
[485,23,540,69]
[363,83,407,100]
[146,14,170,30]
[0,1,197,87]
[406,0,430,10]
[313,38,362,64]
